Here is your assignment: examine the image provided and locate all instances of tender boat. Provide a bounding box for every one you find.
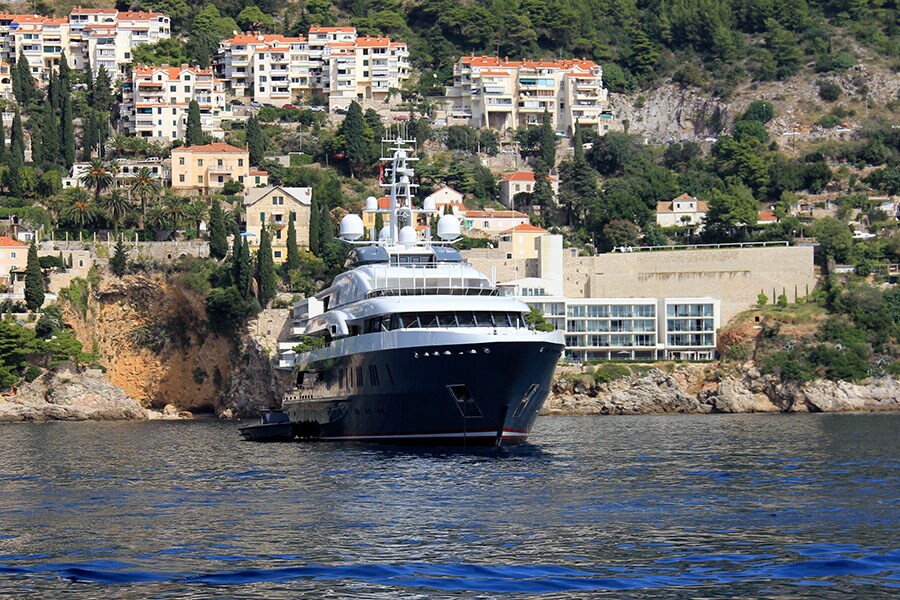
[273,137,565,446]
[238,410,295,442]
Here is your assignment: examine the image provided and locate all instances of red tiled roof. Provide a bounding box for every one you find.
[354,36,391,48]
[501,224,547,233]
[465,210,528,219]
[499,171,557,183]
[309,26,356,33]
[249,170,268,175]
[460,55,598,71]
[0,236,26,247]
[174,142,247,154]
[758,211,777,222]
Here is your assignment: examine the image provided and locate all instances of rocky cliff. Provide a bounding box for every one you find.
[545,364,899,416]
[59,273,289,418]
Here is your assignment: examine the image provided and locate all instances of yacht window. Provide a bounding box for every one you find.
[437,312,457,327]
[420,313,439,328]
[493,312,512,327]
[457,312,476,327]
[474,313,493,327]
[401,314,420,328]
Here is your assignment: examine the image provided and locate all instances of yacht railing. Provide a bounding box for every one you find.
[365,262,495,298]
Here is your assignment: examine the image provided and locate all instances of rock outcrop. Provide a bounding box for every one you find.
[0,366,146,422]
[545,365,899,416]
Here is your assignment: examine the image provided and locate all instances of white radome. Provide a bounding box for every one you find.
[339,214,364,240]
[423,197,436,211]
[398,225,417,244]
[437,214,461,240]
[365,196,378,212]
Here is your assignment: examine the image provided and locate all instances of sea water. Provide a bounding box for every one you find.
[0,414,897,598]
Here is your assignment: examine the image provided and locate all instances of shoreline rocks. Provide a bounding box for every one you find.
[544,366,900,416]
[0,366,147,422]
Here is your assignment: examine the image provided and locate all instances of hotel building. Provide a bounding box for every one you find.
[445,56,611,133]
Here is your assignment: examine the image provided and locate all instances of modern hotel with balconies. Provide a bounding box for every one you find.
[445,56,611,134]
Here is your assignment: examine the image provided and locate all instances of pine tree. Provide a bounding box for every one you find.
[255,226,277,307]
[110,236,127,277]
[246,115,264,164]
[60,89,75,168]
[285,212,300,271]
[186,100,203,146]
[10,107,24,163]
[308,194,320,254]
[208,201,228,260]
[539,108,556,169]
[24,242,44,312]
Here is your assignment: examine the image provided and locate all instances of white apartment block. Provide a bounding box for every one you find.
[0,8,170,83]
[121,65,227,140]
[216,27,409,109]
[445,56,611,134]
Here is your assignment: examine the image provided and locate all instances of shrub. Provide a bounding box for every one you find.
[204,286,251,334]
[592,363,632,385]
[817,80,842,102]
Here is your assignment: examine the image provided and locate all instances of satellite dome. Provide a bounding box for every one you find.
[398,225,417,244]
[339,214,364,241]
[378,225,391,241]
[423,197,436,211]
[365,196,378,211]
[437,214,461,240]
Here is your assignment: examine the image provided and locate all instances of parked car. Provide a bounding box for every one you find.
[310,106,327,113]
[332,106,347,115]
[249,100,262,108]
[229,99,244,106]
[283,104,297,110]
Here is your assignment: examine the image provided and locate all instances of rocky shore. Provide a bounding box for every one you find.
[0,366,146,422]
[544,364,899,416]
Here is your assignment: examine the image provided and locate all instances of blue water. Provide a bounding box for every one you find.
[0,414,897,597]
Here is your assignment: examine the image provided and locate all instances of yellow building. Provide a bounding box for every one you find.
[243,186,312,263]
[498,223,548,260]
[170,142,266,194]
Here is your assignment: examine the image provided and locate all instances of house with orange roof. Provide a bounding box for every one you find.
[445,55,610,134]
[498,171,559,209]
[122,64,227,140]
[423,186,466,216]
[497,223,548,260]
[655,193,709,230]
[243,186,312,261]
[171,143,266,194]
[0,236,27,290]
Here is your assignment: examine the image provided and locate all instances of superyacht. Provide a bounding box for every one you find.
[275,137,564,446]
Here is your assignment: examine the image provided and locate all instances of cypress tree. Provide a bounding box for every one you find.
[246,115,264,165]
[66,253,73,269]
[0,117,7,165]
[308,194,320,255]
[110,236,127,277]
[341,101,369,178]
[24,242,44,312]
[285,212,300,271]
[255,226,277,307]
[13,51,35,105]
[208,202,228,259]
[10,107,24,163]
[539,108,556,169]
[58,52,71,89]
[60,89,75,168]
[92,66,114,112]
[48,69,59,114]
[39,103,59,166]
[319,207,333,249]
[57,250,64,271]
[186,100,203,146]
[573,121,584,163]
[238,237,252,298]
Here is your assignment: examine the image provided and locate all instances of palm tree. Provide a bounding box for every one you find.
[62,196,97,230]
[163,195,186,231]
[183,200,209,237]
[144,202,168,234]
[99,189,131,230]
[78,158,114,204]
[129,166,161,216]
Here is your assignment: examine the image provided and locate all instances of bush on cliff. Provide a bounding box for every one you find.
[204,286,252,334]
[593,363,632,385]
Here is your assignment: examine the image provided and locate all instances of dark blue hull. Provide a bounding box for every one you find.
[282,339,562,446]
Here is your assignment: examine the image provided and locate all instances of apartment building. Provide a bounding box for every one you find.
[445,56,610,133]
[243,186,312,262]
[0,61,10,99]
[0,8,170,83]
[216,27,409,109]
[121,65,228,140]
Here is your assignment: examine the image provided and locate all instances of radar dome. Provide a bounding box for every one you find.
[423,197,436,211]
[378,226,391,242]
[365,196,378,211]
[437,214,461,240]
[398,225,417,244]
[339,214,364,241]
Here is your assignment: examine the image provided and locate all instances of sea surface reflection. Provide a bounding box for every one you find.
[0,413,897,597]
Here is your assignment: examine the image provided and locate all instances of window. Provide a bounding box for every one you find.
[197,176,202,183]
[217,176,223,183]
[238,159,244,167]
[260,212,266,223]
[179,174,185,182]
[218,159,223,166]
[169,85,176,92]
[178,157,185,165]
[9,252,16,259]
[184,85,190,93]
[197,159,204,167]
[273,250,282,258]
